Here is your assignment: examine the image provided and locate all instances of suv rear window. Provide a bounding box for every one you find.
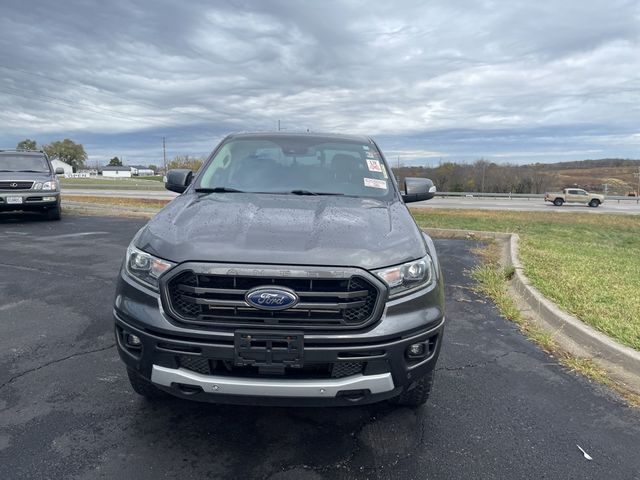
[0,154,50,173]
[197,137,393,199]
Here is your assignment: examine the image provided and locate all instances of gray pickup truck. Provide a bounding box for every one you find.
[0,150,63,220]
[114,133,445,407]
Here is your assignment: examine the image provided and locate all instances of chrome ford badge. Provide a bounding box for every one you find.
[245,287,299,311]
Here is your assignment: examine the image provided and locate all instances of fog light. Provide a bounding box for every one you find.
[407,343,426,357]
[126,333,142,347]
[43,196,57,201]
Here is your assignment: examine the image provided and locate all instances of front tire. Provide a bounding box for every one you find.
[588,199,600,208]
[127,368,166,400]
[553,198,564,206]
[45,205,61,221]
[390,370,434,407]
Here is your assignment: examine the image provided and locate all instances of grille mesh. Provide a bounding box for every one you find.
[331,362,365,378]
[178,356,211,375]
[176,354,365,379]
[0,181,34,190]
[165,270,380,330]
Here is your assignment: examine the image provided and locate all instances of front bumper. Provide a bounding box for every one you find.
[151,365,395,398]
[0,191,59,211]
[114,263,445,406]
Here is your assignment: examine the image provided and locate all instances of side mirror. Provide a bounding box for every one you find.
[165,169,193,194]
[401,177,436,203]
[54,167,64,175]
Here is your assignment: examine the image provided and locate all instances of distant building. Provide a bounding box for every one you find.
[51,159,73,176]
[101,166,132,178]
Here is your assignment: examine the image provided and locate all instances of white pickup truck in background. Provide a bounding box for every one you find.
[544,188,605,207]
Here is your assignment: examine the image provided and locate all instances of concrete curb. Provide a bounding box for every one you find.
[508,234,640,390]
[424,227,640,391]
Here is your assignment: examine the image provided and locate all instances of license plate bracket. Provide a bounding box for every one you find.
[234,330,303,368]
[6,196,23,204]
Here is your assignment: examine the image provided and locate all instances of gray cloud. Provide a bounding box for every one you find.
[0,0,639,164]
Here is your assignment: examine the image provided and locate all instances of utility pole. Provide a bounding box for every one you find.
[278,120,281,132]
[481,162,486,193]
[634,166,640,196]
[162,137,167,174]
[397,156,400,169]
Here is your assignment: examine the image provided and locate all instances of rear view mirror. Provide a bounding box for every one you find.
[54,167,64,175]
[401,177,436,203]
[165,169,193,194]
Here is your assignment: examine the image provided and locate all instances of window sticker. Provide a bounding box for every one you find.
[365,151,378,159]
[381,164,388,179]
[362,145,370,150]
[364,177,387,189]
[366,159,382,172]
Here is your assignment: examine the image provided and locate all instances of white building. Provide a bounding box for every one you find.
[101,166,133,178]
[51,159,73,176]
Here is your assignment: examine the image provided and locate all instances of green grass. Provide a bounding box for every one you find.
[469,238,640,407]
[470,241,558,353]
[412,209,640,351]
[62,195,169,209]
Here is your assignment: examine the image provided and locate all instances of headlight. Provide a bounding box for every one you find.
[374,256,435,297]
[32,181,57,191]
[125,244,175,289]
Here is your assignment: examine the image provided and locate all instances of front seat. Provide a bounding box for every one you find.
[331,153,364,184]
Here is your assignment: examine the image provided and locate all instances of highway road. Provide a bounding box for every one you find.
[62,188,178,200]
[413,196,640,214]
[62,188,640,214]
[1,214,640,479]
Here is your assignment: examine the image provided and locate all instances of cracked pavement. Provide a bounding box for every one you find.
[1,214,640,479]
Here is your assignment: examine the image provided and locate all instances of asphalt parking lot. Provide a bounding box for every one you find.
[1,213,640,479]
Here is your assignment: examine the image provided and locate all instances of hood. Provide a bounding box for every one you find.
[136,193,427,270]
[0,171,54,182]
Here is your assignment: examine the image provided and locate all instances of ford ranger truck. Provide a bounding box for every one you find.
[114,133,444,407]
[544,188,604,207]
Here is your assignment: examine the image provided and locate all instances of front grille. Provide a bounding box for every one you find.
[0,181,34,190]
[165,270,380,330]
[177,355,365,379]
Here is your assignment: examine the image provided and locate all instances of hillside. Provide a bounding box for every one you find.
[392,158,640,195]
[539,159,640,194]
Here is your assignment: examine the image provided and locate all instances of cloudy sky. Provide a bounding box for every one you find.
[1,0,639,166]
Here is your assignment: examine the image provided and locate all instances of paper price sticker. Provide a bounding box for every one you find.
[366,159,382,172]
[364,178,387,189]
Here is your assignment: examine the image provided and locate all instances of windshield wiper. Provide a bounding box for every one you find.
[194,186,244,193]
[289,190,344,196]
[16,169,47,173]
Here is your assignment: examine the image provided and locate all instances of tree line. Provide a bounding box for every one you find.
[393,160,556,194]
[16,138,87,171]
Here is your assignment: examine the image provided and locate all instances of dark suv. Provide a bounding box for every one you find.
[0,150,63,220]
[114,133,444,407]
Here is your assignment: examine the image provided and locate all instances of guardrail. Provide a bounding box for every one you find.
[434,192,640,203]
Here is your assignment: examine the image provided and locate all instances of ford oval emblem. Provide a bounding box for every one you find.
[245,287,299,311]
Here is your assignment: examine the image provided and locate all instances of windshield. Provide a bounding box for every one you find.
[0,154,50,173]
[196,137,394,199]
